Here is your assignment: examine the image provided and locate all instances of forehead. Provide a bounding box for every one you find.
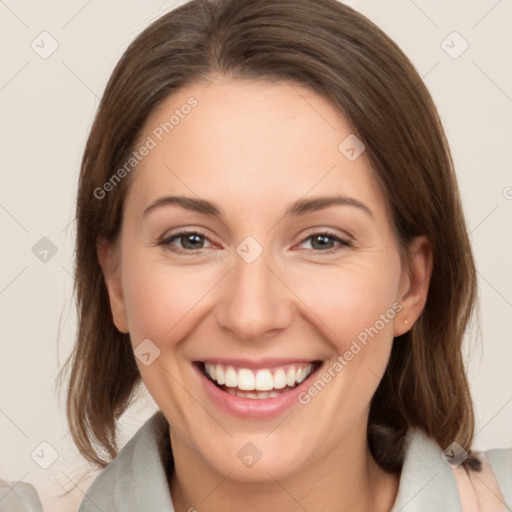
[125,77,385,219]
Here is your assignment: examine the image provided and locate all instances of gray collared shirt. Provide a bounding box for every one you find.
[78,411,512,512]
[2,411,511,511]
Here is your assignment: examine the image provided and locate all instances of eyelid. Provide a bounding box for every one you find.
[160,226,211,241]
[298,226,354,244]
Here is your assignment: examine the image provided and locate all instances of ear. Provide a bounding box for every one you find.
[97,237,129,333]
[394,235,432,337]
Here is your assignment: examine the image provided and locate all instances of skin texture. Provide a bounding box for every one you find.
[98,77,432,512]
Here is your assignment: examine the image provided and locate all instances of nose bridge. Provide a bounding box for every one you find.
[216,239,293,341]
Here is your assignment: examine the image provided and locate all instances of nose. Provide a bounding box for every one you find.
[215,243,295,343]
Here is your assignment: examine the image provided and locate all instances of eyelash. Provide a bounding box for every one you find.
[157,229,353,256]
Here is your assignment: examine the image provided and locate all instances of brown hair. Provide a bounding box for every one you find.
[57,0,480,472]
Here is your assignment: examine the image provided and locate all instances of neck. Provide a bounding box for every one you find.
[168,428,400,512]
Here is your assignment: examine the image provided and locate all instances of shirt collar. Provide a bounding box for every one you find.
[79,411,175,511]
[390,427,463,511]
[80,411,463,512]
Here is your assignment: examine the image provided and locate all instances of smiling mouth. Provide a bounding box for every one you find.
[197,361,322,399]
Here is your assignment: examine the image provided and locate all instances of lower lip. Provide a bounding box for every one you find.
[194,363,321,419]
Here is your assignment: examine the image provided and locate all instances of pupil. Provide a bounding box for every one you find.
[183,234,203,249]
[312,234,333,250]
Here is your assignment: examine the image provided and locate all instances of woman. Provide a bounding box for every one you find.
[7,0,509,511]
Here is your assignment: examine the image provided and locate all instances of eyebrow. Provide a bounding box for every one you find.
[142,194,374,219]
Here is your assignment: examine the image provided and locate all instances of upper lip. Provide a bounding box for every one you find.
[196,358,321,370]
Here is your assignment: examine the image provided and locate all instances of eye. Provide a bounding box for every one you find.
[157,228,352,256]
[158,230,214,254]
[297,230,352,255]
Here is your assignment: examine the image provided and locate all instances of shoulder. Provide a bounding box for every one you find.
[0,480,43,512]
[390,427,463,511]
[390,427,511,512]
[485,447,512,506]
[78,410,175,512]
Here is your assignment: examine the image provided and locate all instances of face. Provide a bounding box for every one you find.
[99,77,430,482]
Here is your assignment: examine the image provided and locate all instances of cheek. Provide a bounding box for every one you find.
[288,255,402,353]
[292,259,402,418]
[121,251,218,344]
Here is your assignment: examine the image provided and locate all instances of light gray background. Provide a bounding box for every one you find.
[1,1,511,510]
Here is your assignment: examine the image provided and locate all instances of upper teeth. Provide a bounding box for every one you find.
[204,363,314,391]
